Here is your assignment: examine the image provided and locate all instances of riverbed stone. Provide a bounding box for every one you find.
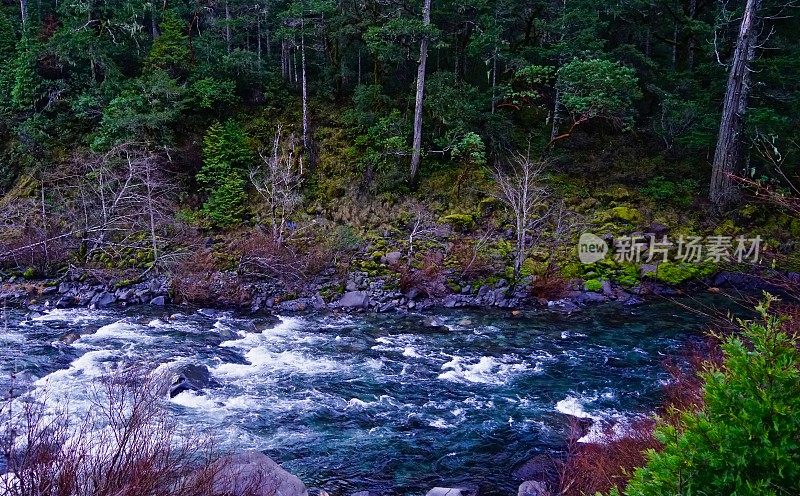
[518,480,548,496]
[425,487,478,496]
[337,291,369,308]
[149,295,167,306]
[168,363,216,398]
[59,332,81,345]
[207,451,308,496]
[383,251,403,265]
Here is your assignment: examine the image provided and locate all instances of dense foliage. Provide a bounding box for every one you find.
[616,295,800,496]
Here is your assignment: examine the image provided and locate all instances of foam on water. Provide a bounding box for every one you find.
[438,355,534,384]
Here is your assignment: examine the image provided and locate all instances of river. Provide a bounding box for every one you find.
[0,297,727,495]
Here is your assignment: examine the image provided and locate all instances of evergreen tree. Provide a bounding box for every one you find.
[197,120,253,228]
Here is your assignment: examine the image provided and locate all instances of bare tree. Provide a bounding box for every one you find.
[404,202,437,266]
[490,151,550,279]
[409,0,432,183]
[710,0,762,208]
[0,144,178,274]
[250,125,304,244]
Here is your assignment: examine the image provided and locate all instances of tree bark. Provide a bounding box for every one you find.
[19,0,27,26]
[301,17,310,158]
[410,0,432,183]
[709,0,761,208]
[225,0,232,54]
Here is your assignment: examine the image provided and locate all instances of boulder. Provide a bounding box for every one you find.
[168,363,216,398]
[59,332,81,345]
[425,488,478,496]
[573,292,608,305]
[337,291,369,308]
[94,292,116,307]
[149,295,167,306]
[383,251,403,265]
[518,481,548,496]
[513,455,555,482]
[207,451,308,496]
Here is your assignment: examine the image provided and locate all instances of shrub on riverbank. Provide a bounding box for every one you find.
[0,369,297,496]
[557,296,800,496]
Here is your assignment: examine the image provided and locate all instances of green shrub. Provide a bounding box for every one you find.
[641,176,698,208]
[197,120,253,228]
[616,295,800,496]
[584,278,604,292]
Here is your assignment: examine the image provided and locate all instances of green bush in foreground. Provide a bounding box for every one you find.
[615,295,800,496]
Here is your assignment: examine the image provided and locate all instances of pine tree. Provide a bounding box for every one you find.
[197,120,253,228]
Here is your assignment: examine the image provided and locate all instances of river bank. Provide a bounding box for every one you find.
[1,265,794,318]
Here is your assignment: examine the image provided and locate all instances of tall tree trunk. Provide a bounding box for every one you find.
[19,0,27,26]
[257,16,262,65]
[409,0,431,183]
[709,0,761,208]
[301,19,310,158]
[225,0,232,54]
[490,50,497,114]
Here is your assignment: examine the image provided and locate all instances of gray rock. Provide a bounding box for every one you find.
[337,291,369,308]
[95,292,116,307]
[518,480,548,496]
[574,292,608,305]
[477,285,491,298]
[601,279,614,297]
[425,488,478,496]
[207,451,308,496]
[422,316,449,330]
[640,264,658,276]
[168,363,216,398]
[312,294,326,310]
[59,332,81,345]
[383,251,403,265]
[345,281,358,292]
[55,296,74,308]
[149,295,167,306]
[513,455,554,481]
[351,492,371,496]
[57,282,72,294]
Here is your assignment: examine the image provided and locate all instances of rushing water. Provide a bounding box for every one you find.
[0,298,726,495]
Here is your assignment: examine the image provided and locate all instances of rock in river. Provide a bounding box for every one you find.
[168,363,217,398]
[207,451,308,496]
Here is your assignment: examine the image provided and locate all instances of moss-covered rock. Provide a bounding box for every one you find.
[441,213,475,231]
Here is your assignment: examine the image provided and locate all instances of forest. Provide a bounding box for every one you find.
[0,0,800,494]
[0,0,798,288]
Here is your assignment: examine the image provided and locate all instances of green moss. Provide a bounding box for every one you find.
[584,278,604,292]
[22,267,36,280]
[595,205,643,225]
[645,261,716,285]
[441,213,475,231]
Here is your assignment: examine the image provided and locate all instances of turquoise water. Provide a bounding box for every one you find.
[0,297,727,495]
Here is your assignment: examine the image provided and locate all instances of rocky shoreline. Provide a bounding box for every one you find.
[1,267,795,317]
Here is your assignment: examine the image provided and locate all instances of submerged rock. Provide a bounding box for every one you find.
[59,332,81,345]
[207,451,308,496]
[168,363,217,398]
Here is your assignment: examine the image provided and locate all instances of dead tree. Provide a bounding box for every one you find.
[710,0,762,208]
[250,125,303,244]
[491,151,550,279]
[409,0,432,183]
